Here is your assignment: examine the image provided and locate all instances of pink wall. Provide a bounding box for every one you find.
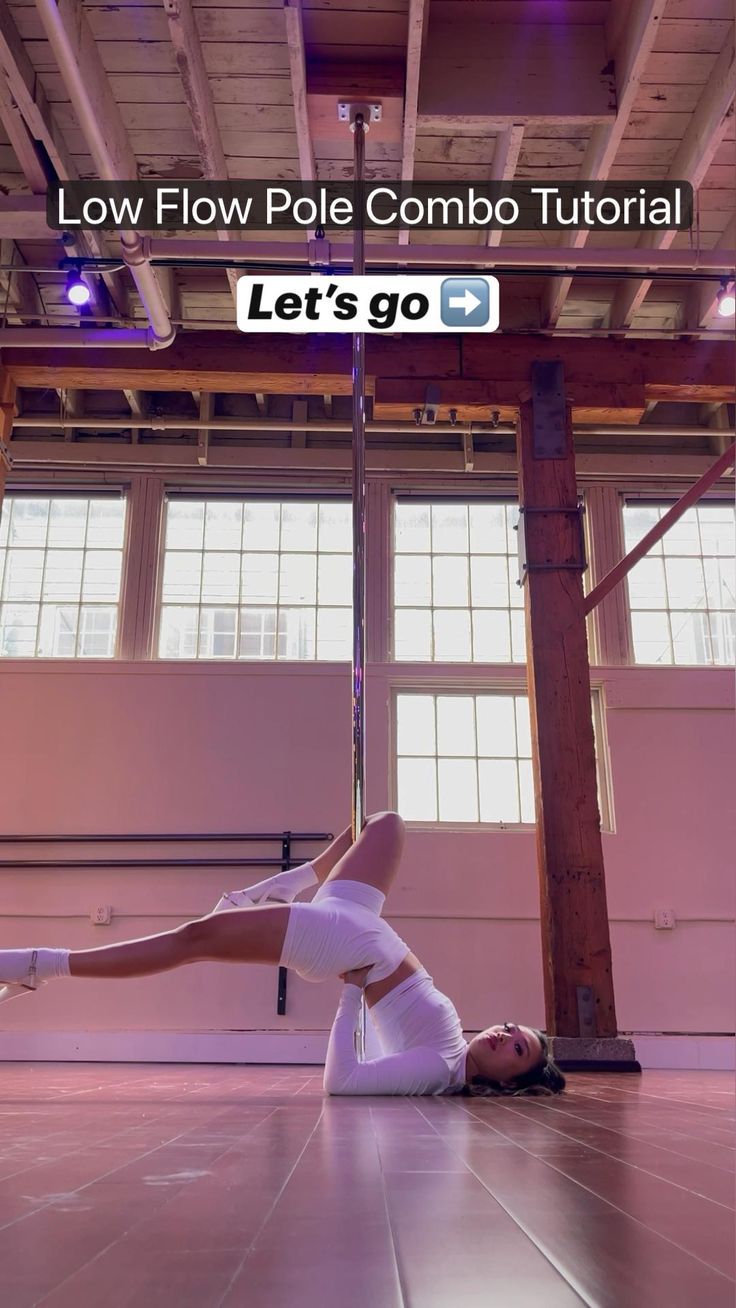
[0,662,733,1052]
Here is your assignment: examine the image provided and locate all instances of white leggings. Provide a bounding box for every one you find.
[278,880,411,984]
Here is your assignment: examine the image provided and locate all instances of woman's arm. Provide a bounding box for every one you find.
[324,984,451,1096]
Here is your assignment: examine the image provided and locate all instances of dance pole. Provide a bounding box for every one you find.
[351,110,368,1057]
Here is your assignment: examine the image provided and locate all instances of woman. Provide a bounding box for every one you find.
[0,812,565,1097]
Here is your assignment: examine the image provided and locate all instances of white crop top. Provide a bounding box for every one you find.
[324,968,469,1096]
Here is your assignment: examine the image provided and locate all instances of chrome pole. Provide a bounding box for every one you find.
[351,112,368,1058]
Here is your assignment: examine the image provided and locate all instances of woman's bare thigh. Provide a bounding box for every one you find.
[320,811,406,899]
[191,904,291,965]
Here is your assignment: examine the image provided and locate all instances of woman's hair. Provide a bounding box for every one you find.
[460,1029,566,1098]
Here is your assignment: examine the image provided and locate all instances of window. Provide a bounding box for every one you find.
[395,691,534,823]
[393,501,525,663]
[157,498,353,661]
[623,502,735,666]
[0,495,126,658]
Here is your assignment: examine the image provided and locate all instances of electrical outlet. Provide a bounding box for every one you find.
[91,904,112,925]
[654,909,676,930]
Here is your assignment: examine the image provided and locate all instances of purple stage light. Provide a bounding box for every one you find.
[66,269,91,307]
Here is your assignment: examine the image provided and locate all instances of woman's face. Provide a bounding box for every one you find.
[466,1022,544,1085]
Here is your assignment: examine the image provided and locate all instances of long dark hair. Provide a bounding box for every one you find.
[460,1029,566,1098]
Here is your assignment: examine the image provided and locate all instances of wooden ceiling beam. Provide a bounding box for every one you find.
[610,36,736,329]
[284,0,315,182]
[542,0,663,327]
[2,335,733,407]
[486,125,524,248]
[163,0,238,304]
[398,0,429,247]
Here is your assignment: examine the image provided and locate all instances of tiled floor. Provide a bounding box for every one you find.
[0,1065,732,1307]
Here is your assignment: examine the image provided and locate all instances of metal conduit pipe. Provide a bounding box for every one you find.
[34,0,175,350]
[143,237,736,272]
[11,417,729,440]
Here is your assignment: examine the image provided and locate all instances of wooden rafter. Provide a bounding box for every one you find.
[542,0,663,327]
[398,0,429,247]
[610,36,736,330]
[284,0,315,181]
[486,125,524,248]
[163,0,238,304]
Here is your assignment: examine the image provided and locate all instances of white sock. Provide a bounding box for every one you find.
[213,862,318,913]
[0,947,70,983]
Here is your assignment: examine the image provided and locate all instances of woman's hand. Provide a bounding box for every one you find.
[339,965,373,988]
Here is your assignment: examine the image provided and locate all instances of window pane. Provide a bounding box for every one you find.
[277,607,315,658]
[279,554,317,605]
[204,501,243,551]
[627,557,667,609]
[319,502,351,552]
[37,605,78,657]
[394,555,431,607]
[201,552,240,604]
[318,554,351,606]
[664,508,700,556]
[241,553,278,604]
[281,502,317,551]
[395,609,432,660]
[397,758,437,820]
[161,552,202,603]
[3,549,44,602]
[0,604,38,655]
[631,611,672,664]
[437,695,475,757]
[476,696,517,757]
[664,558,706,610]
[698,505,734,556]
[81,550,123,602]
[472,609,511,662]
[47,499,88,548]
[624,505,661,552]
[159,606,198,658]
[704,556,735,610]
[0,505,9,545]
[239,607,277,659]
[671,610,710,665]
[470,555,508,607]
[395,504,430,553]
[198,607,237,658]
[479,759,519,823]
[9,498,50,547]
[166,501,204,550]
[515,698,532,757]
[519,760,535,823]
[431,503,468,554]
[87,500,125,549]
[316,607,351,660]
[433,609,471,660]
[243,501,280,551]
[78,606,117,658]
[438,759,478,821]
[708,609,735,665]
[510,609,526,662]
[396,695,436,756]
[432,556,468,607]
[469,503,508,553]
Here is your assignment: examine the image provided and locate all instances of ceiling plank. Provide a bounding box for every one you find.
[610,35,736,329]
[486,125,524,248]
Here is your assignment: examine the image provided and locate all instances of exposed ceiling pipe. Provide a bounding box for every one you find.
[11,416,728,440]
[144,238,736,273]
[34,0,175,349]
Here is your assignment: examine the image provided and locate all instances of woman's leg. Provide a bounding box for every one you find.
[67,905,291,979]
[316,812,405,898]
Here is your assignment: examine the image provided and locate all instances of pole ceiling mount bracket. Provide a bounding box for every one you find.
[0,440,13,471]
[337,102,382,131]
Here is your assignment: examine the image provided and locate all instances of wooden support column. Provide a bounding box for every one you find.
[0,369,16,510]
[517,361,617,1042]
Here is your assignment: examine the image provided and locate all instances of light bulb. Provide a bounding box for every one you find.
[717,282,735,317]
[66,269,91,307]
